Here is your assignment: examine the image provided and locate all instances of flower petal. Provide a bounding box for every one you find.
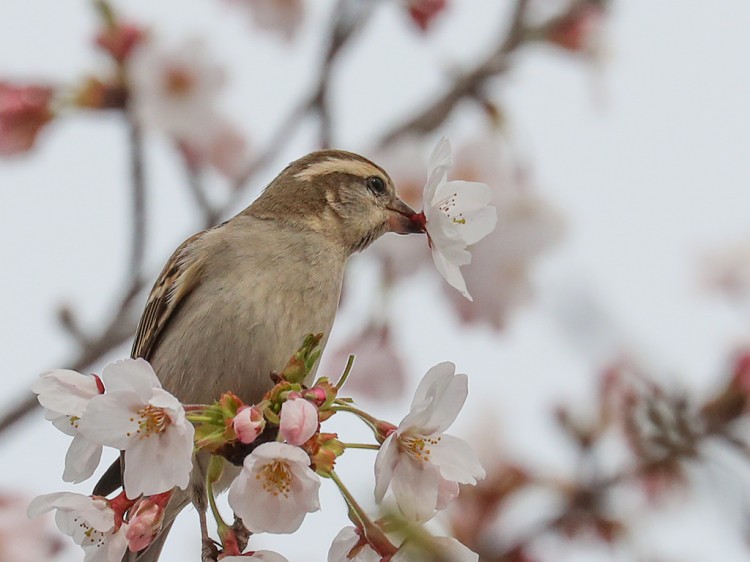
[251,441,311,465]
[63,434,103,483]
[391,458,440,522]
[328,526,379,562]
[77,392,142,450]
[373,433,398,502]
[431,244,471,301]
[32,370,100,417]
[123,423,194,498]
[101,358,161,400]
[429,434,485,484]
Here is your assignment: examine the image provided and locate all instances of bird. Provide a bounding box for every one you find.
[94,148,422,561]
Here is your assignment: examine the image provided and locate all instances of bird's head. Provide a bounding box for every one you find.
[248,149,424,253]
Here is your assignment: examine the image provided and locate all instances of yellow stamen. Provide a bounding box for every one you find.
[127,404,171,438]
[255,461,292,498]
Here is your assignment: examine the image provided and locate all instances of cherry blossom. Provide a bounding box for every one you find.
[0,83,53,156]
[420,138,497,301]
[392,536,478,562]
[128,37,225,143]
[31,369,103,483]
[446,134,563,328]
[228,442,321,534]
[328,526,379,562]
[374,362,485,521]
[279,395,319,446]
[77,359,195,499]
[233,405,266,444]
[27,492,129,562]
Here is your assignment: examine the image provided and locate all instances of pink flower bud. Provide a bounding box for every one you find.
[303,386,327,407]
[279,397,318,446]
[95,23,145,63]
[0,83,54,156]
[125,495,167,552]
[233,405,265,444]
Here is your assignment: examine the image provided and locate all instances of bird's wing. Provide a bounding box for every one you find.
[131,231,207,360]
[94,231,207,498]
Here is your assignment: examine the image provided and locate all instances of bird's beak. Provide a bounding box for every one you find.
[386,198,424,235]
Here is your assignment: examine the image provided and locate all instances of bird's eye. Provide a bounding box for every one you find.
[366,176,386,195]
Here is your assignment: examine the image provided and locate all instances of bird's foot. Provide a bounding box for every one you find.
[201,538,220,562]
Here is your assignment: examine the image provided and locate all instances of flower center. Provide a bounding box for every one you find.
[164,67,195,96]
[73,516,106,548]
[128,405,171,438]
[436,193,466,224]
[256,461,292,498]
[400,432,440,464]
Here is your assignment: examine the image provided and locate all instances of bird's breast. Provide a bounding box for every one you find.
[150,223,347,406]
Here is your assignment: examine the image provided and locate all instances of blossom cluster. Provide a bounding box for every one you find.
[29,333,484,561]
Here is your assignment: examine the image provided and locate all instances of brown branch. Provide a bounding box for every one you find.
[126,113,147,280]
[376,0,530,148]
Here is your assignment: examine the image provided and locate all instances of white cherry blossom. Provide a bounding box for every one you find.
[228,441,321,534]
[31,369,103,483]
[129,37,224,142]
[374,362,485,521]
[77,359,195,499]
[27,492,129,562]
[421,138,497,300]
[328,526,379,562]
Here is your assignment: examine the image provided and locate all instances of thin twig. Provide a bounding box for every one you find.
[127,114,147,281]
[183,160,219,228]
[376,0,531,148]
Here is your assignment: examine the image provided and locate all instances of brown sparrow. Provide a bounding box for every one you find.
[96,149,421,561]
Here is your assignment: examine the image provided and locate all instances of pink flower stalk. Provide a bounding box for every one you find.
[233,405,266,444]
[279,395,319,446]
[0,83,53,156]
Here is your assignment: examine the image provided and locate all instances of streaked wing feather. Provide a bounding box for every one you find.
[131,231,206,360]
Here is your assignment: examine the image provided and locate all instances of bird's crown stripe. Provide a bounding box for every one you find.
[294,158,382,181]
